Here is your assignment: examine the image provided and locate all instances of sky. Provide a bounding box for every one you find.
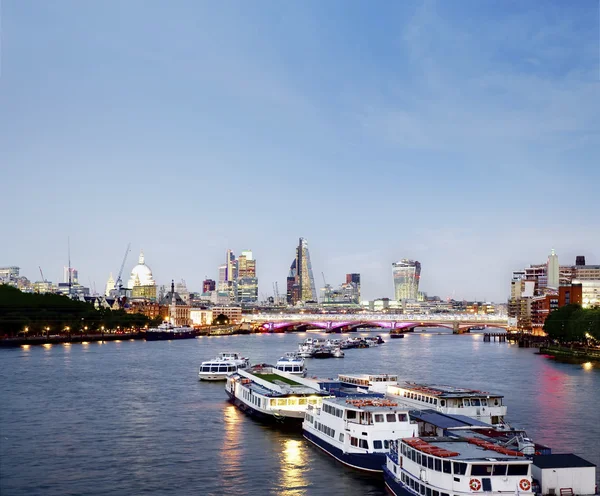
[1,0,599,302]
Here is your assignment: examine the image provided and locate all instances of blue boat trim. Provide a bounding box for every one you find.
[383,465,414,496]
[303,429,384,472]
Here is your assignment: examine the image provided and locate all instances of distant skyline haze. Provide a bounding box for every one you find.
[1,0,598,302]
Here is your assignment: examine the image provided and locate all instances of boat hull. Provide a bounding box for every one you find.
[145,331,197,341]
[389,334,405,339]
[303,429,385,472]
[226,391,303,425]
[383,466,411,496]
[198,374,229,381]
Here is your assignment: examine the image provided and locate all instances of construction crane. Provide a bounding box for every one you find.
[114,243,131,292]
[321,272,327,286]
[38,266,46,282]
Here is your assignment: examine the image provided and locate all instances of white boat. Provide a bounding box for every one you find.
[198,352,250,381]
[302,397,418,472]
[298,343,315,358]
[338,374,400,393]
[225,365,327,423]
[386,383,507,426]
[384,436,534,496]
[275,352,307,377]
[332,347,345,358]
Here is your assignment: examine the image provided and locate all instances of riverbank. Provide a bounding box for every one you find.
[0,332,144,347]
[539,345,600,362]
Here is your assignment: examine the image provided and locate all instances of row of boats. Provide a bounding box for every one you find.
[198,353,597,496]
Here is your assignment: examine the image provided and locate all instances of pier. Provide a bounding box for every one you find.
[0,332,144,347]
[483,333,506,342]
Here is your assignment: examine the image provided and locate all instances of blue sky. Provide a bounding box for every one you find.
[1,0,598,302]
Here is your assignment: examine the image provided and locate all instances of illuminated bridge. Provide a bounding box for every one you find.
[248,313,508,334]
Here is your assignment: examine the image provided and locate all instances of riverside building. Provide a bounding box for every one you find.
[392,259,421,301]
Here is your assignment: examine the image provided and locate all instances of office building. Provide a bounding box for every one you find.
[546,249,559,289]
[63,267,79,285]
[287,238,317,305]
[392,259,421,301]
[203,279,216,293]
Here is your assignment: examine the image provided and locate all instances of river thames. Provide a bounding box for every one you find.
[1,330,599,495]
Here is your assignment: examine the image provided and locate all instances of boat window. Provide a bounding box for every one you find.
[420,483,425,495]
[411,449,416,462]
[398,413,408,422]
[471,399,481,406]
[441,493,449,496]
[386,414,396,422]
[374,414,384,423]
[482,479,492,492]
[471,465,492,476]
[440,400,445,407]
[453,462,467,475]
[435,459,442,472]
[299,398,307,405]
[409,478,414,489]
[201,366,210,372]
[492,465,507,476]
[416,453,422,465]
[463,399,470,407]
[339,433,344,442]
[288,398,297,406]
[494,399,500,406]
[351,437,358,447]
[481,399,488,406]
[384,440,390,449]
[360,439,369,449]
[346,410,357,420]
[211,366,220,372]
[427,488,432,496]
[433,399,438,405]
[374,440,383,449]
[308,398,319,405]
[433,491,439,496]
[428,456,434,469]
[277,399,287,406]
[507,465,529,476]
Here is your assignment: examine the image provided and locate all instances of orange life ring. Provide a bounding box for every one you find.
[470,479,481,491]
[519,479,531,491]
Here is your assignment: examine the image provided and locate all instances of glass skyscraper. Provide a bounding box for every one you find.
[392,259,421,301]
[287,237,317,304]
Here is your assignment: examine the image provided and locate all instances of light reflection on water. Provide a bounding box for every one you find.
[0,330,598,496]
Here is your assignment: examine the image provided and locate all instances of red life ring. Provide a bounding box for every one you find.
[519,479,531,491]
[470,479,482,491]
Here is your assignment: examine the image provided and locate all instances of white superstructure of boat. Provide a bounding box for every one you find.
[198,352,250,381]
[225,365,327,423]
[303,397,418,472]
[386,383,507,426]
[275,352,307,376]
[338,374,400,393]
[384,436,534,496]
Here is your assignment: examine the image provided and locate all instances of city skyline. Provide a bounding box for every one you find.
[1,1,598,302]
[4,242,597,303]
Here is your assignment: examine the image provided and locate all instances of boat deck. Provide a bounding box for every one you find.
[404,437,528,461]
[254,373,301,386]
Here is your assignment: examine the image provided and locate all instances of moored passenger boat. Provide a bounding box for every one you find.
[146,322,197,341]
[275,352,307,376]
[225,365,327,423]
[338,374,399,394]
[386,383,507,426]
[198,352,250,381]
[383,436,534,496]
[303,397,417,472]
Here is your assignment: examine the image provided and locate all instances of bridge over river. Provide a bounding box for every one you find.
[248,313,508,334]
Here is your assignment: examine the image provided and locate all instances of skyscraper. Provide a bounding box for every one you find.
[63,267,78,284]
[547,249,559,289]
[203,279,216,293]
[575,256,586,266]
[287,238,317,304]
[237,250,258,303]
[392,259,421,301]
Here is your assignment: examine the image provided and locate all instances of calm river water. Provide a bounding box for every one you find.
[1,330,599,495]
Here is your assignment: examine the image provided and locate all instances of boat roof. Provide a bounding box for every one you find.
[398,382,503,398]
[326,396,409,412]
[402,437,531,462]
[338,373,399,382]
[277,356,303,363]
[409,409,492,429]
[532,454,596,469]
[233,372,326,397]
